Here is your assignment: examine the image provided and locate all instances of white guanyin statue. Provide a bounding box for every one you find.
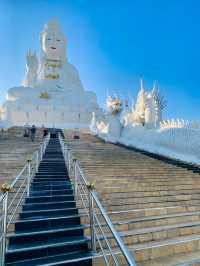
[1,19,102,128]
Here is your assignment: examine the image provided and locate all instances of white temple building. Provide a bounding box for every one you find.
[1,20,102,128]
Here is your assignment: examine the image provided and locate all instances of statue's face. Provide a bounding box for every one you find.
[42,31,66,60]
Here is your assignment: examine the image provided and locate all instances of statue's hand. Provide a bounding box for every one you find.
[26,49,38,72]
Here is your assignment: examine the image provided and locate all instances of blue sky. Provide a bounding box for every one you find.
[0,0,200,120]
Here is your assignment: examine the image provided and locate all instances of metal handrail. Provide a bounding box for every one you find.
[0,133,50,266]
[92,191,136,265]
[59,134,137,266]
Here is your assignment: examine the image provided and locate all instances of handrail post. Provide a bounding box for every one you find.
[40,144,43,161]
[36,151,39,172]
[42,141,45,155]
[63,143,67,161]
[1,184,11,266]
[73,159,78,196]
[87,183,96,253]
[43,134,49,156]
[2,193,8,266]
[27,159,32,197]
[67,148,71,175]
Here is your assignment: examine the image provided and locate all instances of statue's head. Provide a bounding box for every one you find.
[40,19,67,61]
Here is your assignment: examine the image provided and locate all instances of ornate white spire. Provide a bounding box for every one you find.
[140,78,144,91]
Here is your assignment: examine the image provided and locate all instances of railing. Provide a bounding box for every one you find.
[0,134,50,266]
[59,134,137,266]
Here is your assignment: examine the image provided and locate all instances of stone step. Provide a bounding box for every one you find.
[80,160,197,167]
[80,170,196,176]
[80,170,197,177]
[101,194,200,206]
[105,204,200,213]
[103,199,200,212]
[82,170,198,176]
[85,180,200,187]
[84,175,200,180]
[107,206,200,221]
[129,234,200,263]
[100,189,200,197]
[113,210,200,231]
[118,220,200,246]
[136,250,200,266]
[96,185,200,193]
[94,228,200,264]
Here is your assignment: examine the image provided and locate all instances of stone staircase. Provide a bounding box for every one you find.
[68,132,200,266]
[5,134,92,266]
[0,127,42,187]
